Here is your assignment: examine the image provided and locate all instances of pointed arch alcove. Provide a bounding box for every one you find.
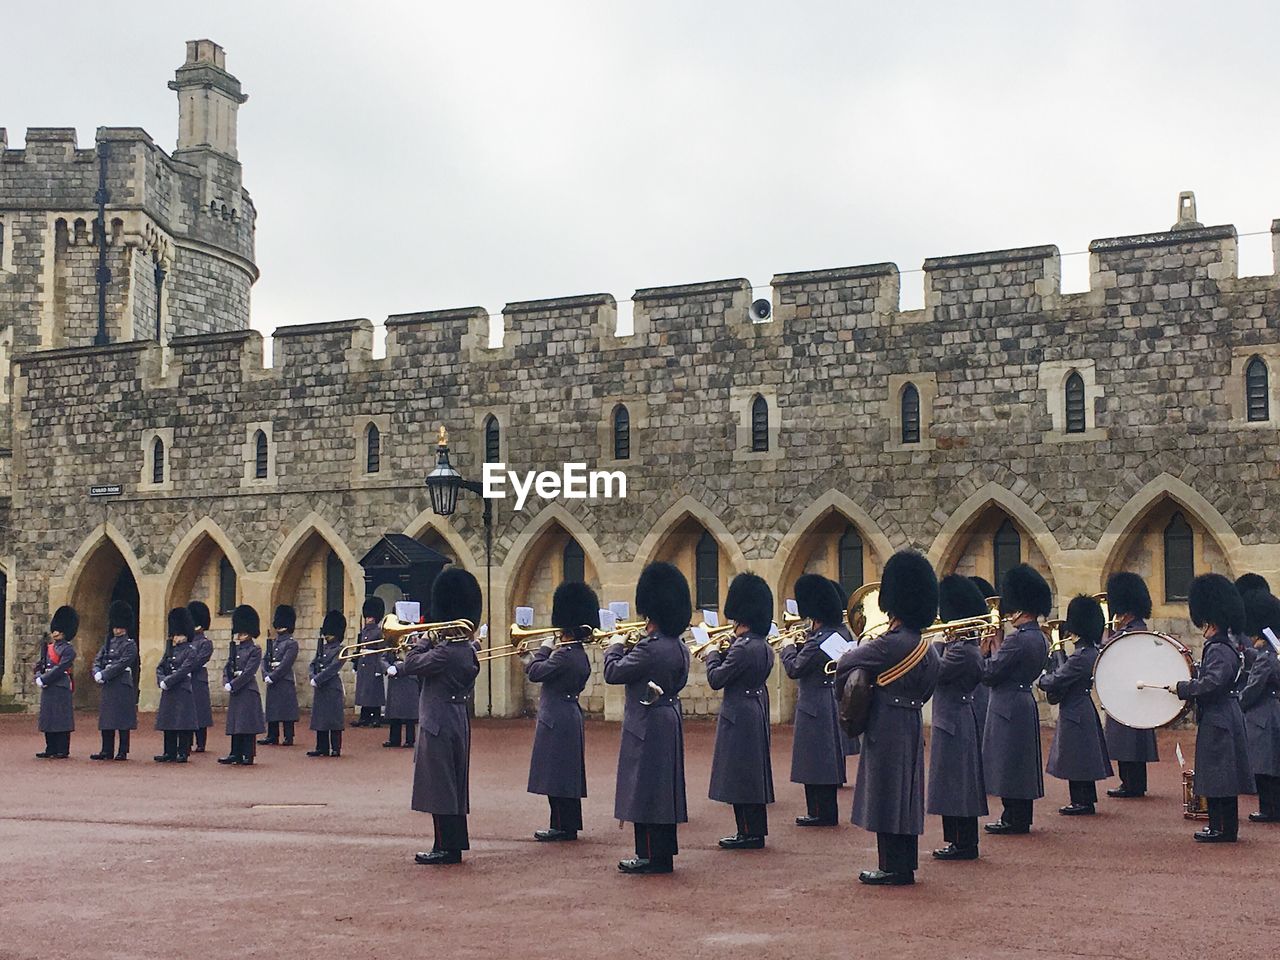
[62,528,142,709]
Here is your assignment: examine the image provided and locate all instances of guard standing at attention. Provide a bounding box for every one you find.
[186,601,215,753]
[382,606,420,749]
[155,607,199,764]
[90,601,138,762]
[308,610,347,758]
[354,602,387,728]
[260,604,299,747]
[1103,572,1159,799]
[219,605,266,766]
[35,606,79,759]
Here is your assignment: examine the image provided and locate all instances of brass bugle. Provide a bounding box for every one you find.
[688,622,735,658]
[769,619,811,648]
[337,615,475,662]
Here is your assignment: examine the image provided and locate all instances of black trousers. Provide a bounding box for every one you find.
[1255,774,1280,816]
[161,730,192,757]
[264,720,295,743]
[877,833,919,874]
[1207,796,1239,839]
[634,823,678,866]
[1117,760,1148,794]
[315,730,344,754]
[387,720,416,746]
[432,814,470,852]
[548,796,583,833]
[1069,781,1098,806]
[804,784,839,824]
[358,706,382,725]
[941,815,979,851]
[43,732,71,755]
[194,727,208,751]
[1001,797,1034,828]
[100,729,132,757]
[733,803,768,837]
[229,733,256,759]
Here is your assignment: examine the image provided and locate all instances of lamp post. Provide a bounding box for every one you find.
[425,426,495,717]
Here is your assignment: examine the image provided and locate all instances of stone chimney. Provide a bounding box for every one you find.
[168,39,248,159]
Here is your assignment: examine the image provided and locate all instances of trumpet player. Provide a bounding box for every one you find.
[523,582,596,842]
[605,561,691,875]
[968,576,996,745]
[1240,590,1280,823]
[219,605,266,766]
[90,601,137,762]
[406,568,482,866]
[700,572,775,850]
[828,580,862,767]
[260,605,299,747]
[187,601,215,753]
[1103,572,1159,799]
[780,575,846,827]
[308,611,347,758]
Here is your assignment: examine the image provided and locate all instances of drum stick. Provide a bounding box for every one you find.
[1135,681,1172,691]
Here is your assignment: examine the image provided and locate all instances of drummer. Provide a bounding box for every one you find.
[1103,573,1160,799]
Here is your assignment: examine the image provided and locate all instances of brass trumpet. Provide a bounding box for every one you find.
[688,622,735,658]
[337,615,475,662]
[768,619,811,648]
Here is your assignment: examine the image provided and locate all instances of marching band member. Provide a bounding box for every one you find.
[186,601,215,753]
[219,605,266,766]
[524,581,595,842]
[1175,574,1255,842]
[780,574,846,826]
[90,601,137,762]
[1240,590,1280,823]
[834,550,941,886]
[982,564,1051,835]
[381,600,418,749]
[968,576,996,744]
[405,568,482,866]
[1236,573,1271,597]
[1037,596,1112,815]
[155,607,198,764]
[259,605,299,747]
[1103,572,1159,798]
[604,561,691,875]
[354,603,387,728]
[308,611,347,758]
[701,572,775,850]
[828,580,861,768]
[35,606,78,760]
[928,575,989,861]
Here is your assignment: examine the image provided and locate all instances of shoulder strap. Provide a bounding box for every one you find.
[876,635,931,687]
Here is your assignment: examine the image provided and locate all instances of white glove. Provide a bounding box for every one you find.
[264,676,273,685]
[224,682,233,692]
[310,678,317,687]
[94,672,104,684]
[540,638,555,650]
[160,680,169,691]
[386,664,398,677]
[35,677,44,688]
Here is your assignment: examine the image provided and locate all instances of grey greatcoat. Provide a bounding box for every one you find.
[1176,633,1256,797]
[834,625,861,757]
[190,631,214,729]
[1103,620,1160,763]
[36,638,76,733]
[223,640,266,736]
[704,632,775,806]
[982,621,1047,800]
[927,639,988,818]
[525,641,591,799]
[405,640,479,816]
[1239,645,1280,778]
[93,634,138,731]
[156,642,198,731]
[382,648,420,722]
[779,626,846,786]
[309,640,346,731]
[355,622,386,708]
[604,633,690,825]
[972,664,990,750]
[263,633,300,723]
[836,625,941,835]
[1038,644,1113,783]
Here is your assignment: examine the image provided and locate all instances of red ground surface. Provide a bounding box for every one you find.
[2,712,1277,960]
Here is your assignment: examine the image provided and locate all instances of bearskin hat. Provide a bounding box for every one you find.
[187,600,211,632]
[231,604,261,639]
[552,581,601,634]
[1243,590,1280,641]
[1106,571,1152,621]
[968,576,996,600]
[828,579,849,610]
[362,596,385,621]
[794,573,842,625]
[879,551,938,631]
[939,574,989,623]
[635,561,693,637]
[108,600,134,631]
[1065,595,1106,647]
[167,606,195,641]
[50,605,79,640]
[431,567,483,627]
[272,604,296,632]
[1236,573,1272,598]
[724,572,774,636]
[1188,573,1245,635]
[321,609,347,639]
[1000,564,1052,618]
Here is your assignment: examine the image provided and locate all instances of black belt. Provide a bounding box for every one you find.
[443,695,468,704]
[650,695,680,706]
[958,694,973,703]
[888,697,924,710]
[1014,683,1031,691]
[559,693,580,701]
[819,679,834,688]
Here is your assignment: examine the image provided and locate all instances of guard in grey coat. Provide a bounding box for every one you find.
[1241,590,1280,822]
[219,605,266,766]
[407,568,482,866]
[260,604,299,746]
[354,600,387,727]
[836,550,941,886]
[1038,596,1113,815]
[524,581,596,842]
[1176,574,1256,842]
[35,606,79,759]
[186,601,215,753]
[929,576,990,861]
[828,580,861,764]
[1103,572,1160,799]
[606,561,692,875]
[155,607,199,763]
[90,601,138,761]
[781,574,847,827]
[308,610,348,757]
[372,597,416,748]
[969,576,997,746]
[983,564,1051,835]
[702,573,776,849]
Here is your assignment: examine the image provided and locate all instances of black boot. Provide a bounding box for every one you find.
[115,729,130,761]
[308,731,331,757]
[91,730,115,761]
[258,721,280,746]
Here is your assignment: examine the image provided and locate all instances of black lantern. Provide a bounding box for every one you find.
[426,426,464,517]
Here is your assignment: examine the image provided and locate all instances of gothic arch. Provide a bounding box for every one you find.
[402,507,481,573]
[503,503,608,588]
[633,494,749,573]
[265,512,362,609]
[927,481,1063,582]
[773,489,896,584]
[56,522,145,606]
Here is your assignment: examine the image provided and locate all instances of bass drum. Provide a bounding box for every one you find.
[1094,631,1194,730]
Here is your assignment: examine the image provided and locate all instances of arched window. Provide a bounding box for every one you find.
[1065,372,1086,433]
[1163,512,1194,602]
[750,395,769,452]
[325,549,345,617]
[254,430,269,479]
[483,415,500,463]
[838,525,864,597]
[218,556,237,614]
[613,404,631,460]
[695,530,720,611]
[365,424,381,474]
[562,539,586,584]
[151,436,165,485]
[993,518,1021,590]
[901,383,921,444]
[1246,356,1269,422]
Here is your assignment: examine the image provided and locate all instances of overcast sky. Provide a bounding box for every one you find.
[5,1,1279,341]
